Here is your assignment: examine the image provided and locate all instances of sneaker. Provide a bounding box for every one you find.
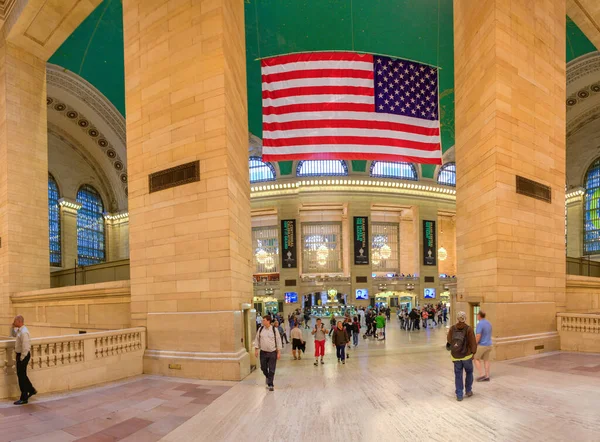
[476,376,490,382]
[320,359,324,365]
[338,358,341,363]
[466,392,473,398]
[456,396,463,402]
[342,360,345,364]
[268,386,274,392]
[13,400,27,405]
[314,361,319,366]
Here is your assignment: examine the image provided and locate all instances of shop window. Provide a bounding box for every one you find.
[76,185,105,266]
[301,222,343,273]
[370,161,418,180]
[48,174,61,267]
[585,158,600,254]
[253,226,279,273]
[249,157,276,183]
[437,162,456,187]
[296,160,348,177]
[371,223,400,272]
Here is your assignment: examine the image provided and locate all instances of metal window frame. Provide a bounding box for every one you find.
[296,160,349,177]
[76,184,106,266]
[249,156,276,183]
[369,161,418,180]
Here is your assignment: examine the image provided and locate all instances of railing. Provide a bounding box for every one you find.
[372,275,420,282]
[51,259,130,288]
[0,328,144,396]
[557,313,600,333]
[567,256,600,278]
[557,313,600,352]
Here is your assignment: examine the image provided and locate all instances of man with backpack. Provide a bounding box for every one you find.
[447,311,477,401]
[254,315,282,392]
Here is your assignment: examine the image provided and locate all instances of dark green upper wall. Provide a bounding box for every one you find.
[567,16,597,63]
[49,0,125,116]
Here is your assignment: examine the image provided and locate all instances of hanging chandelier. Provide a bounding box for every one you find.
[372,250,382,266]
[380,243,392,260]
[316,244,329,266]
[264,255,275,270]
[438,247,448,261]
[255,248,268,264]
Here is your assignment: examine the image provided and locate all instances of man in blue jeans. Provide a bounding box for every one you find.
[447,311,477,401]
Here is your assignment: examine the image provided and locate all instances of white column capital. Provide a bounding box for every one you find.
[58,198,81,214]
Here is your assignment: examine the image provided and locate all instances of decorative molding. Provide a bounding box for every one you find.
[46,64,126,146]
[47,96,128,197]
[0,0,16,20]
[567,106,600,138]
[567,51,600,86]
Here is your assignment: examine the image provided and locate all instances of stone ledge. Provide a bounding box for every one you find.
[11,280,130,303]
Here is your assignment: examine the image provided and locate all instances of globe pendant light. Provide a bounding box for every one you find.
[372,250,382,266]
[264,255,275,270]
[316,244,329,266]
[380,243,392,260]
[256,248,268,264]
[438,247,448,261]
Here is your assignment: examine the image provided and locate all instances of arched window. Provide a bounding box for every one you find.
[296,160,348,177]
[370,161,418,180]
[437,162,456,187]
[249,157,276,183]
[585,158,600,254]
[76,185,105,266]
[48,174,61,267]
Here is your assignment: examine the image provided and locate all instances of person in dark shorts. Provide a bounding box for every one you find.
[290,322,304,360]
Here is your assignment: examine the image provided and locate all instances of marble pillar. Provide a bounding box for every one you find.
[58,199,81,270]
[566,190,584,258]
[123,0,252,380]
[454,0,566,359]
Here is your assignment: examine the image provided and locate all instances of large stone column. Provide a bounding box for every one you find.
[0,39,49,321]
[123,0,252,380]
[454,0,566,359]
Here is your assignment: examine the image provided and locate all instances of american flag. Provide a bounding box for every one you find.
[261,52,442,164]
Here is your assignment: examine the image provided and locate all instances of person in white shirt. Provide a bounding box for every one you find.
[358,308,366,326]
[256,313,262,331]
[253,315,282,391]
[11,316,36,405]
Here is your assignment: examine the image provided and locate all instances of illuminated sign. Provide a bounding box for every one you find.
[423,220,437,266]
[354,216,369,265]
[281,219,297,268]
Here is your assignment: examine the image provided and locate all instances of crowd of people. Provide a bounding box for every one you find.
[397,303,449,330]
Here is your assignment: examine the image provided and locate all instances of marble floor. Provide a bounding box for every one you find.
[2,320,600,441]
[163,320,600,442]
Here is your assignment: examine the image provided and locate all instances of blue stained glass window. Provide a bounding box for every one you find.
[296,160,348,177]
[437,162,456,187]
[48,174,61,267]
[77,185,105,266]
[585,158,600,254]
[370,161,418,180]
[249,157,276,183]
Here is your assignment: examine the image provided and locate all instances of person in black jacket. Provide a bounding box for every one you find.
[331,321,350,364]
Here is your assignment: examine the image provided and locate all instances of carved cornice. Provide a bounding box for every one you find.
[46,64,126,147]
[0,0,16,20]
[567,51,600,86]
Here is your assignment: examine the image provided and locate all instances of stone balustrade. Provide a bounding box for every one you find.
[557,313,600,352]
[0,327,145,399]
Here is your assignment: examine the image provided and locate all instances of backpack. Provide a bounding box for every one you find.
[450,325,470,359]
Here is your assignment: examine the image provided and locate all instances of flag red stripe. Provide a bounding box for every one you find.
[262,86,373,100]
[263,136,440,151]
[262,69,374,84]
[263,119,439,137]
[261,52,373,67]
[263,102,375,115]
[262,152,442,165]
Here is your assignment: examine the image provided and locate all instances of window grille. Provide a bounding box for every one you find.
[585,158,600,254]
[370,161,418,180]
[249,157,276,183]
[76,185,105,266]
[48,174,61,267]
[437,162,456,187]
[297,160,348,177]
[253,226,279,273]
[301,222,343,273]
[371,223,400,272]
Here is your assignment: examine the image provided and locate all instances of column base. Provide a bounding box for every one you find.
[143,349,251,381]
[493,332,560,360]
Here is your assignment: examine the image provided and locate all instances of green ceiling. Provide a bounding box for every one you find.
[50,1,598,179]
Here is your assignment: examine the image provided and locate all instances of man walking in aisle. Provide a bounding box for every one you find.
[447,311,477,401]
[12,315,36,405]
[312,318,328,366]
[254,315,282,391]
[474,311,493,382]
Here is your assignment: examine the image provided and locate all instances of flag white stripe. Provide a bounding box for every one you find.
[263,95,375,107]
[264,128,439,143]
[263,77,374,90]
[263,111,440,129]
[263,145,442,159]
[261,60,373,75]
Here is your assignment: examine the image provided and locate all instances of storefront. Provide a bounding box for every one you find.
[306,289,357,318]
[253,296,281,316]
[373,291,416,310]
